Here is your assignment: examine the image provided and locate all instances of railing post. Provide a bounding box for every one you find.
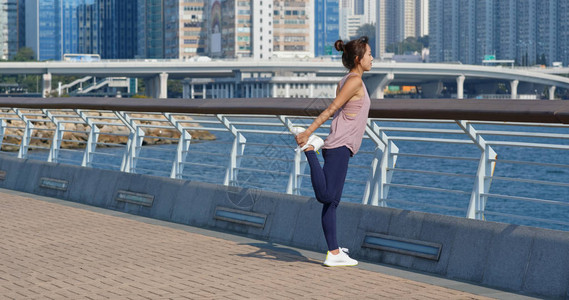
[361,121,386,204]
[164,113,192,179]
[0,119,6,151]
[115,111,144,173]
[365,120,398,206]
[217,114,246,186]
[76,110,99,168]
[456,120,497,220]
[14,108,33,159]
[43,109,64,163]
[278,115,307,195]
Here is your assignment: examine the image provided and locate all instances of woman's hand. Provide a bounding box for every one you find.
[295,131,310,148]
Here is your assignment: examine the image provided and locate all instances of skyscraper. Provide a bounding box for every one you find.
[314,0,339,56]
[138,0,164,59]
[0,0,22,60]
[26,0,64,60]
[61,0,79,56]
[98,0,137,59]
[77,0,98,55]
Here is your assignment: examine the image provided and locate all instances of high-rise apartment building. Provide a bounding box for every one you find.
[417,0,428,37]
[216,0,272,59]
[516,0,537,65]
[138,0,207,59]
[175,0,207,58]
[431,0,501,64]
[559,0,569,65]
[457,0,475,64]
[474,0,493,63]
[430,0,567,66]
[273,0,312,58]
[494,0,515,62]
[252,0,273,59]
[536,0,557,65]
[314,0,339,56]
[376,0,427,58]
[0,0,23,60]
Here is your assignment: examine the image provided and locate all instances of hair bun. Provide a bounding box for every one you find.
[334,40,345,52]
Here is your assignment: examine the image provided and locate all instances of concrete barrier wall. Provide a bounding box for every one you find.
[1,156,568,299]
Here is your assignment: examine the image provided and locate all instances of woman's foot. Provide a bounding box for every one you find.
[290,127,324,152]
[323,248,358,267]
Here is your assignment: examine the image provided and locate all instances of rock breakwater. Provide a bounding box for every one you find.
[1,112,216,152]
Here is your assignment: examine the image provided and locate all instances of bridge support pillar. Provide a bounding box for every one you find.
[364,72,394,99]
[182,78,191,99]
[510,80,519,99]
[549,86,556,100]
[456,75,465,99]
[421,80,443,98]
[42,73,52,98]
[159,72,168,99]
[272,83,277,98]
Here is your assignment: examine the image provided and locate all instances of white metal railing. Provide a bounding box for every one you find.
[1,108,569,231]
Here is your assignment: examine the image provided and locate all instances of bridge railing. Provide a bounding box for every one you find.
[1,97,569,231]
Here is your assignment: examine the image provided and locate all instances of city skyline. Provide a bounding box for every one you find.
[1,0,567,67]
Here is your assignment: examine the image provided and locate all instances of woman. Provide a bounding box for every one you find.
[294,36,372,267]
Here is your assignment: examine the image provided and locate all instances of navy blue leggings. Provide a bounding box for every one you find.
[305,146,351,251]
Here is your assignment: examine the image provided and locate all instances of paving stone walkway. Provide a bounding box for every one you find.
[0,191,495,299]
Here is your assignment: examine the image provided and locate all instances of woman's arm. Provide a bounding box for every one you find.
[295,76,362,147]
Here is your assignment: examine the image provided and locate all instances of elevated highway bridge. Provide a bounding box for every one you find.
[1,60,569,100]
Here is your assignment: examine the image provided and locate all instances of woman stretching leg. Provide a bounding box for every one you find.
[295,36,373,267]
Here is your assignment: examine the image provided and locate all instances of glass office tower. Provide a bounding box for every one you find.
[314,0,339,56]
[26,0,62,60]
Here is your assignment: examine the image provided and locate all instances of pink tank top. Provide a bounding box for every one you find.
[322,73,371,155]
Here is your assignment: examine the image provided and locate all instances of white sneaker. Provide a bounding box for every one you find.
[290,126,324,152]
[323,248,358,267]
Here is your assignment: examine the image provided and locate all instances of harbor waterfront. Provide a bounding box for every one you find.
[1,97,569,231]
[1,97,568,298]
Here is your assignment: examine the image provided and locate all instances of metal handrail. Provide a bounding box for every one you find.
[0,98,568,231]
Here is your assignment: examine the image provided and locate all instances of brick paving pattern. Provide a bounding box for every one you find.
[0,192,493,299]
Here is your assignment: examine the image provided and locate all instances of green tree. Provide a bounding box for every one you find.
[386,36,429,54]
[417,35,429,48]
[168,80,183,98]
[12,47,35,62]
[354,24,376,56]
[355,24,375,39]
